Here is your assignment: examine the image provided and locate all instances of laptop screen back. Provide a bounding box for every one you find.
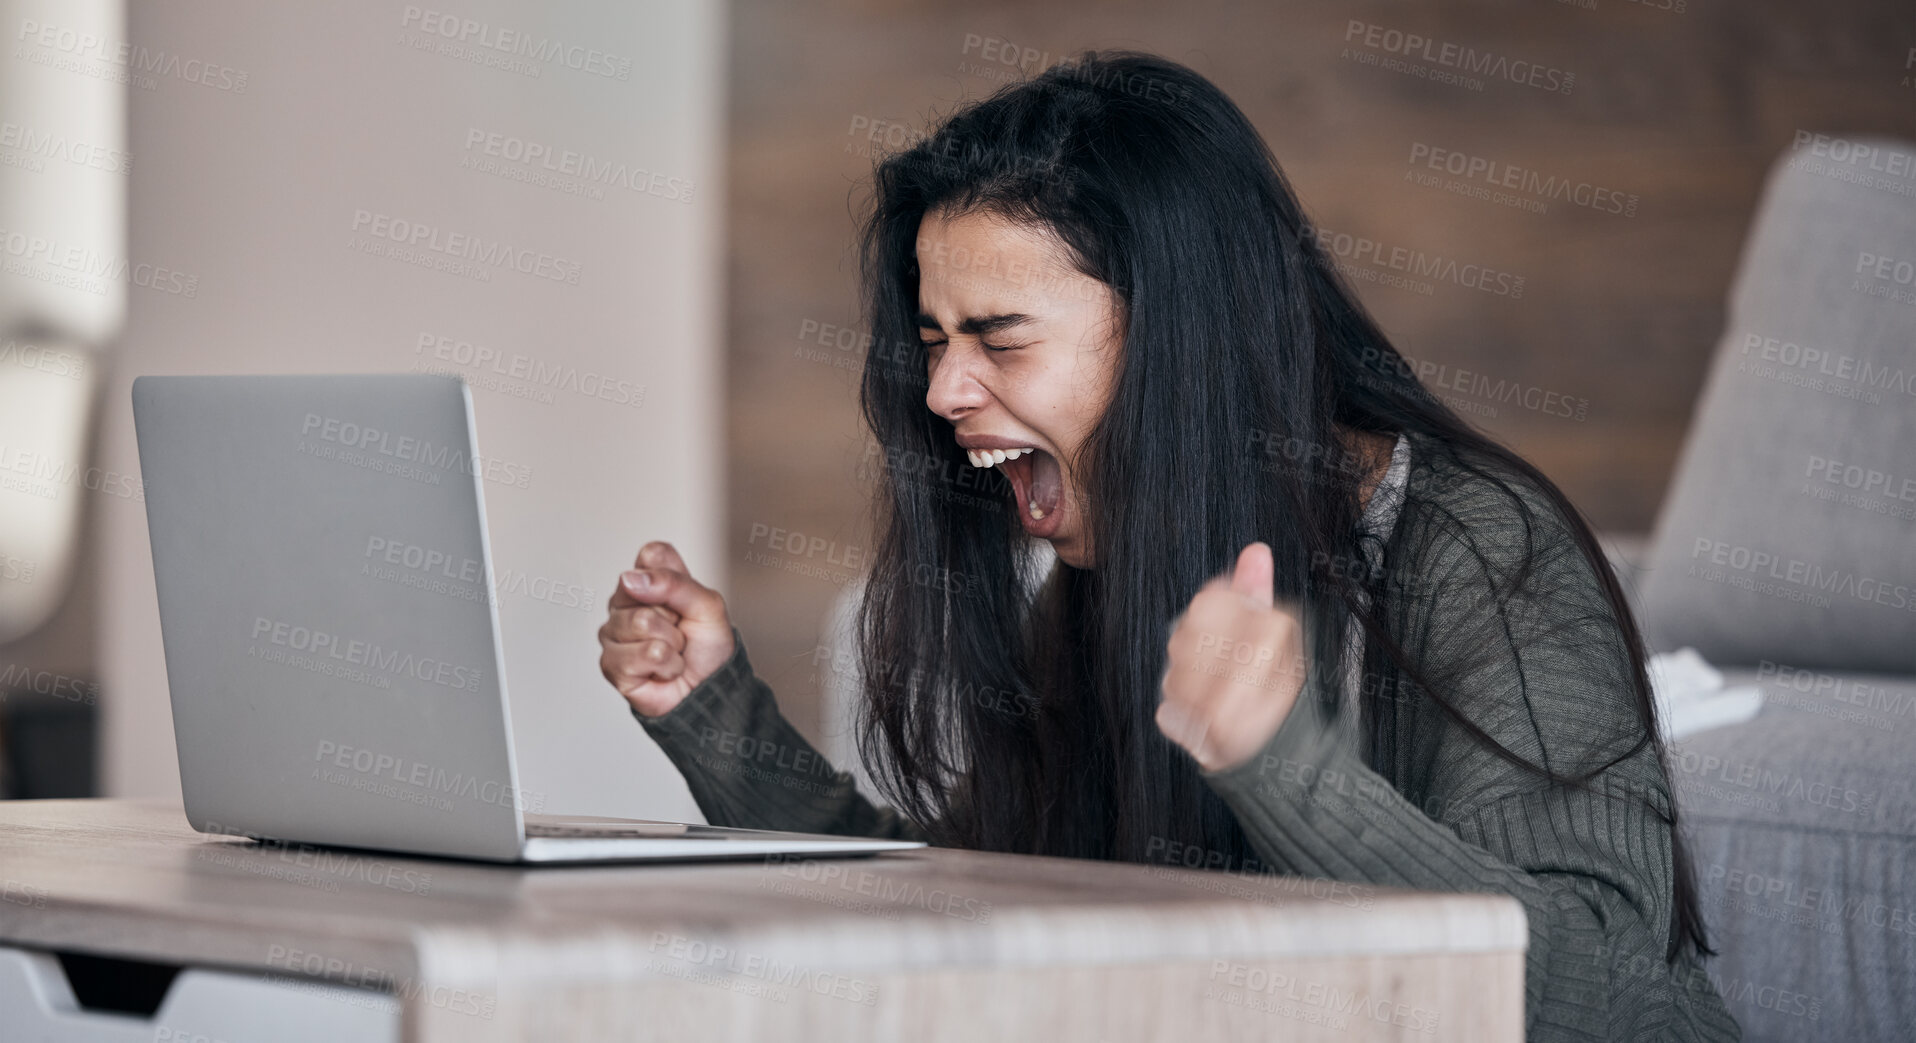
[132,374,526,860]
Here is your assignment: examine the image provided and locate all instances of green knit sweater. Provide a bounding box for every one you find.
[634,431,1740,1041]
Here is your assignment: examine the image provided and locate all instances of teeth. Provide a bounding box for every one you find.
[1029,503,1046,520]
[964,446,1034,469]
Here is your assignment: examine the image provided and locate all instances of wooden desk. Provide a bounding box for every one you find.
[0,800,1525,1041]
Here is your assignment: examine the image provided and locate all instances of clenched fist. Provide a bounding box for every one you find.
[1157,541,1309,773]
[598,541,736,718]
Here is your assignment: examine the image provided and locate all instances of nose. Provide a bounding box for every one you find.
[925,344,989,422]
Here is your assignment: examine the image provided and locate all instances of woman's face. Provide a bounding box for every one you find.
[916,208,1122,568]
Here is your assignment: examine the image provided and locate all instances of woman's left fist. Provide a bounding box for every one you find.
[1157,542,1308,773]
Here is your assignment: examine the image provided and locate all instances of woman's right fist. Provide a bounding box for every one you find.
[598,541,736,718]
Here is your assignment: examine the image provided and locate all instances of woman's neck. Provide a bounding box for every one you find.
[1343,428,1398,515]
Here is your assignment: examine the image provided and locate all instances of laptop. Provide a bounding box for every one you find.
[131,373,923,863]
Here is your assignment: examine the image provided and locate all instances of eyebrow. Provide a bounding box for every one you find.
[915,312,1034,336]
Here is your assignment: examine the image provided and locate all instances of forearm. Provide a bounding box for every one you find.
[1203,691,1658,1040]
[635,628,929,842]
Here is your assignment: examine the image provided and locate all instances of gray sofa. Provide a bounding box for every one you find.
[1618,135,1916,1041]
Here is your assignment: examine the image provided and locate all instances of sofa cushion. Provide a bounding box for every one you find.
[1672,666,1916,1041]
[1638,136,1916,674]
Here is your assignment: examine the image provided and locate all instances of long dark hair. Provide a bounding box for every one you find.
[852,51,1709,960]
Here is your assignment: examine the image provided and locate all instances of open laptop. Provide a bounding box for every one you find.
[131,373,923,863]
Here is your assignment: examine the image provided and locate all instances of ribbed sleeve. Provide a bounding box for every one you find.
[1203,450,1741,1041]
[634,627,929,842]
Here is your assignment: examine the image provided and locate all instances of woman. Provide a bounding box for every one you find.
[598,52,1738,1041]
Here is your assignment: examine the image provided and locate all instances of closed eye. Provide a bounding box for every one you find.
[917,311,1033,353]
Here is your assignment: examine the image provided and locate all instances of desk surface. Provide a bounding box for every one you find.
[0,800,1527,1041]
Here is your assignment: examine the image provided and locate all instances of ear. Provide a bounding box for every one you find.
[1229,541,1275,610]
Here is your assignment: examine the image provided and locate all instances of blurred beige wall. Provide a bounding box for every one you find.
[93,1,725,819]
[724,0,1916,742]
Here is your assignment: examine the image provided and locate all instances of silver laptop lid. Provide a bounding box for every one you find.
[133,374,526,861]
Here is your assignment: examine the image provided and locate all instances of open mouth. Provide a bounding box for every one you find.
[965,446,1064,537]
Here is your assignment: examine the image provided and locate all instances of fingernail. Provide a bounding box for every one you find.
[623,570,649,592]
